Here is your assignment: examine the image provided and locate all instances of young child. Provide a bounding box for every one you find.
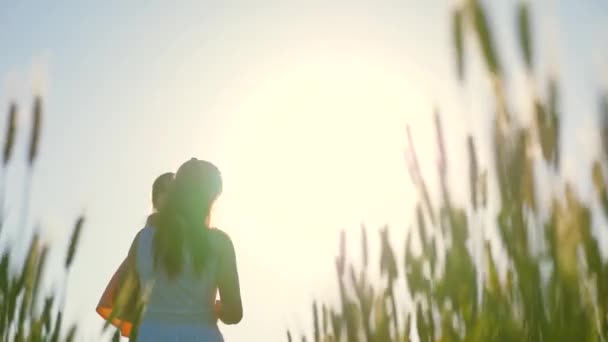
[96,172,174,337]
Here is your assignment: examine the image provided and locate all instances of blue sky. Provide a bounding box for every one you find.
[0,1,607,341]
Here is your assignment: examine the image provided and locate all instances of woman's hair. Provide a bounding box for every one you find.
[153,158,223,278]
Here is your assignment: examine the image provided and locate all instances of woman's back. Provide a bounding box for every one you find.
[135,226,233,341]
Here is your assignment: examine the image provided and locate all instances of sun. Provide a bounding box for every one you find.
[211,53,432,248]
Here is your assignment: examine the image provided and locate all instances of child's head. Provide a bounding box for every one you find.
[152,172,175,211]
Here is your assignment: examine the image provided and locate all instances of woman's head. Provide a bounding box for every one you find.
[170,158,222,224]
[152,172,175,211]
[154,158,223,277]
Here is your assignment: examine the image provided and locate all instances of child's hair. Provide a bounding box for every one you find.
[152,172,175,211]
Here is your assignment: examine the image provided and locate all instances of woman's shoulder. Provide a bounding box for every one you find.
[208,227,233,244]
[208,228,237,264]
[207,227,236,254]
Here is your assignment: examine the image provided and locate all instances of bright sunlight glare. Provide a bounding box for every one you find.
[215,54,431,247]
[208,53,437,336]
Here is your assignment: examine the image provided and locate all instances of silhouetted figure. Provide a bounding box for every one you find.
[97,171,175,337]
[132,158,242,341]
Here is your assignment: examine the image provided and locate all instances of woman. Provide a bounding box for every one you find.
[96,172,175,337]
[130,158,242,341]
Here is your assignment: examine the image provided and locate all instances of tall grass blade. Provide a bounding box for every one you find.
[28,96,42,166]
[65,216,84,270]
[453,6,466,81]
[470,0,501,76]
[3,102,17,167]
[517,2,533,71]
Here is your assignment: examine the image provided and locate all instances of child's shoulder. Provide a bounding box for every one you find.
[132,224,156,248]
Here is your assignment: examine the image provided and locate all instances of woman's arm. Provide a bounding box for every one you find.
[216,233,243,325]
